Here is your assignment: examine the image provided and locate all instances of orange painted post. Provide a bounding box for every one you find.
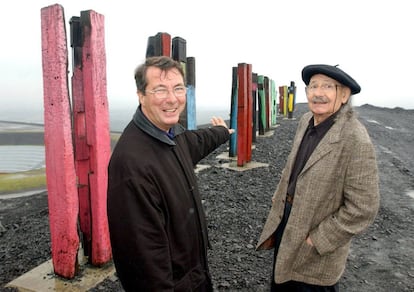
[80,9,112,265]
[41,4,79,279]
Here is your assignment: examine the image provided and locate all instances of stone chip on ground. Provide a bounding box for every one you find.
[0,103,413,292]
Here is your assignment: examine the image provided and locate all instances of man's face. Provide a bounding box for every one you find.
[138,67,186,132]
[305,74,350,124]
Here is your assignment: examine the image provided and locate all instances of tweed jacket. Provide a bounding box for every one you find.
[256,104,380,286]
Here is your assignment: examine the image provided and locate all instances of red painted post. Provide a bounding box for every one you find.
[278,85,284,114]
[70,16,93,258]
[246,64,253,162]
[146,32,171,57]
[237,63,248,167]
[80,9,112,265]
[40,4,79,279]
[160,32,172,57]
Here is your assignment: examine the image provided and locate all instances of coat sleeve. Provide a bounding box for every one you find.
[107,176,174,291]
[181,126,230,165]
[310,128,380,255]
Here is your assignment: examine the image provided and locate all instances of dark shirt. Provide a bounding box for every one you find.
[287,112,337,197]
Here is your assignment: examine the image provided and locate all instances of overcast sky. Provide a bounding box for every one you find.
[1,0,413,119]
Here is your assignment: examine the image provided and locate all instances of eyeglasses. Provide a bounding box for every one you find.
[146,86,187,99]
[306,83,341,93]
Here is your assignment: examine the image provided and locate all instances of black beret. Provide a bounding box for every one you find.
[302,64,361,94]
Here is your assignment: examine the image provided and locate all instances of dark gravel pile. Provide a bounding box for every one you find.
[1,103,413,291]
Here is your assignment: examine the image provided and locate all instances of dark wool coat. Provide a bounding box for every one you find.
[256,104,380,286]
[107,108,230,291]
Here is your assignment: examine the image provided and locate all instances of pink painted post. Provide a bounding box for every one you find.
[80,10,112,265]
[70,16,93,258]
[40,4,79,279]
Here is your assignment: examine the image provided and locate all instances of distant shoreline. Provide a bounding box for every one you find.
[1,103,413,135]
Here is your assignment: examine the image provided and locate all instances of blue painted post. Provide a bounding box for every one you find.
[229,67,238,157]
[271,79,277,126]
[186,57,196,130]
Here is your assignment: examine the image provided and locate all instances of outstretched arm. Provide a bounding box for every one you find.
[210,116,235,134]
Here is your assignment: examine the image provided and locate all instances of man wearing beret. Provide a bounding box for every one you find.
[257,64,380,291]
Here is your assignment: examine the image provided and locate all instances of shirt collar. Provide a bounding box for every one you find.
[309,110,338,137]
[132,106,185,145]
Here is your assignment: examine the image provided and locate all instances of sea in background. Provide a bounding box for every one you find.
[0,105,231,132]
[110,106,232,132]
[0,105,231,173]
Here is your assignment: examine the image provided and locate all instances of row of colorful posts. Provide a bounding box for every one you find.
[229,65,296,166]
[38,4,296,281]
[146,33,297,167]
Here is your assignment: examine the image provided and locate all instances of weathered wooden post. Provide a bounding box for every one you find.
[271,79,277,126]
[146,32,171,57]
[288,81,296,119]
[172,36,189,129]
[41,4,112,278]
[186,57,197,130]
[236,63,252,166]
[251,73,258,143]
[76,9,112,266]
[283,85,288,117]
[229,67,238,157]
[70,15,92,259]
[278,85,284,114]
[264,76,270,132]
[41,4,79,278]
[246,64,253,163]
[257,75,265,135]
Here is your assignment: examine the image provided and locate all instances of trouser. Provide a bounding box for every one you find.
[271,280,339,292]
[270,202,339,292]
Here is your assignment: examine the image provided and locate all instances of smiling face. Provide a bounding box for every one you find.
[306,74,351,125]
[138,66,186,132]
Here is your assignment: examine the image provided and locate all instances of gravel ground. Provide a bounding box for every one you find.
[1,103,413,291]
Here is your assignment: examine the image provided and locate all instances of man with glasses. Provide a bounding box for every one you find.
[107,56,233,291]
[257,64,379,291]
